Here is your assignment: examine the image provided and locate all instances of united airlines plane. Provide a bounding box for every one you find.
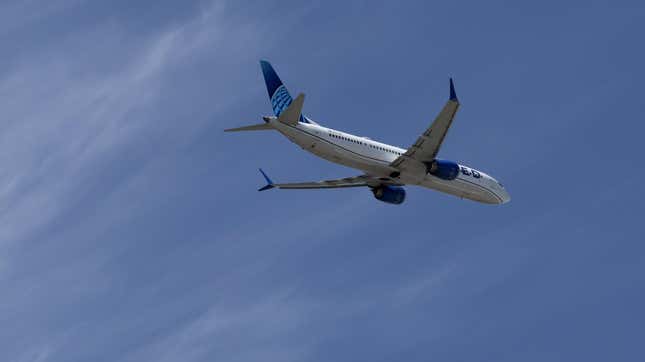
[225,61,510,205]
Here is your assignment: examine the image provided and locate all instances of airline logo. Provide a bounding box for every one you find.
[271,85,292,116]
[271,85,307,123]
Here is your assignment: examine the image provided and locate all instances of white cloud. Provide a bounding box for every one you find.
[0,3,445,362]
[0,3,268,359]
[0,1,259,250]
[0,0,85,37]
[124,291,312,362]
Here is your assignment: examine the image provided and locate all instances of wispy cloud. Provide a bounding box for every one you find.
[0,0,85,37]
[0,2,383,361]
[0,2,276,360]
[123,290,312,362]
[3,1,636,361]
[0,1,259,249]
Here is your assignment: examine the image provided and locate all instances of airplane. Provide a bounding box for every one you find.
[225,61,510,205]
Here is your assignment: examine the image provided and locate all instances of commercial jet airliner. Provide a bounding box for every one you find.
[225,61,510,205]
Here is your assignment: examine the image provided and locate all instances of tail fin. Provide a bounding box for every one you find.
[277,93,304,126]
[260,60,311,124]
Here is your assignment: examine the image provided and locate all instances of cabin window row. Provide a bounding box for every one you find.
[328,133,403,155]
[329,133,364,145]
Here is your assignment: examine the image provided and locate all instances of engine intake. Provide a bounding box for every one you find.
[372,185,406,205]
[426,159,459,180]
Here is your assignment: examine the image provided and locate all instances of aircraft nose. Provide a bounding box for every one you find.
[499,189,511,204]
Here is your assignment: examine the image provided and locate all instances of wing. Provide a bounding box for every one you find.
[257,169,399,191]
[391,79,460,170]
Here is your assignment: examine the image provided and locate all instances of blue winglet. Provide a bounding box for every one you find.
[449,78,458,102]
[258,168,275,191]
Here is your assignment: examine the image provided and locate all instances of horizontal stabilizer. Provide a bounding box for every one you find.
[224,123,273,132]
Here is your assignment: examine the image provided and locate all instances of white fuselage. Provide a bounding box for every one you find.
[270,118,510,204]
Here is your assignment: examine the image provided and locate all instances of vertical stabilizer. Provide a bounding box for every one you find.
[260,60,311,124]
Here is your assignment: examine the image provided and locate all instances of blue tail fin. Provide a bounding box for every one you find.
[260,60,309,123]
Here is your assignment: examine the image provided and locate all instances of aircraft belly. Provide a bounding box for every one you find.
[419,176,499,204]
[276,123,393,175]
[317,142,391,174]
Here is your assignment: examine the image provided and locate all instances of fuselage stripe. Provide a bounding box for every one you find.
[454,177,503,203]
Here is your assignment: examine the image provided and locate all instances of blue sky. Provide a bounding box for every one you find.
[1,0,644,361]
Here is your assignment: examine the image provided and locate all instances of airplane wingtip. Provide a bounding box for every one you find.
[449,78,458,102]
[258,168,275,191]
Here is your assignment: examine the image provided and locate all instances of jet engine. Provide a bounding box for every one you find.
[426,159,459,180]
[372,185,406,204]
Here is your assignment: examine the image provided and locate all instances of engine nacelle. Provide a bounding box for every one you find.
[425,159,459,180]
[372,185,406,204]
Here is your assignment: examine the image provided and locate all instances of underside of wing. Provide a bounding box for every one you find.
[257,169,400,191]
[391,79,460,170]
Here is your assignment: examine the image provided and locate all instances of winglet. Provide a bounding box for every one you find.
[258,168,275,191]
[449,78,458,102]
